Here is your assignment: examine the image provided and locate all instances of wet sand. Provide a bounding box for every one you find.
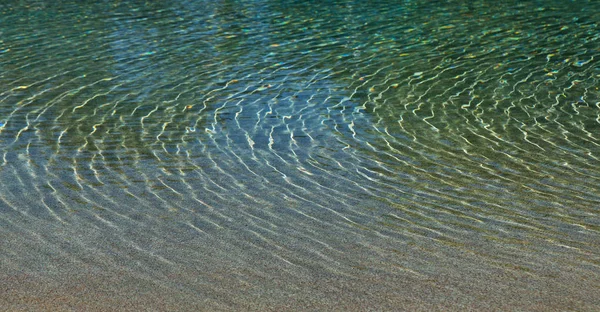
[2,210,599,311]
[2,262,599,311]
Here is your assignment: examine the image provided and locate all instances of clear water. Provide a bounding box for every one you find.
[1,0,600,309]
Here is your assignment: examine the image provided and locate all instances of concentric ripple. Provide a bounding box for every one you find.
[1,0,600,309]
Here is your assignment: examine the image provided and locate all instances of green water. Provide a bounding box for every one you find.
[1,0,600,309]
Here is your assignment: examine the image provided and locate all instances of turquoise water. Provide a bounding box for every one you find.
[1,0,600,309]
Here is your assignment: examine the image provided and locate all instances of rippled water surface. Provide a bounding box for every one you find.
[2,0,600,310]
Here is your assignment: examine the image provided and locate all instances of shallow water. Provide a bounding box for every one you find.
[1,0,600,310]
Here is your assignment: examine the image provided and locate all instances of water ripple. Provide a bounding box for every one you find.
[2,0,600,309]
